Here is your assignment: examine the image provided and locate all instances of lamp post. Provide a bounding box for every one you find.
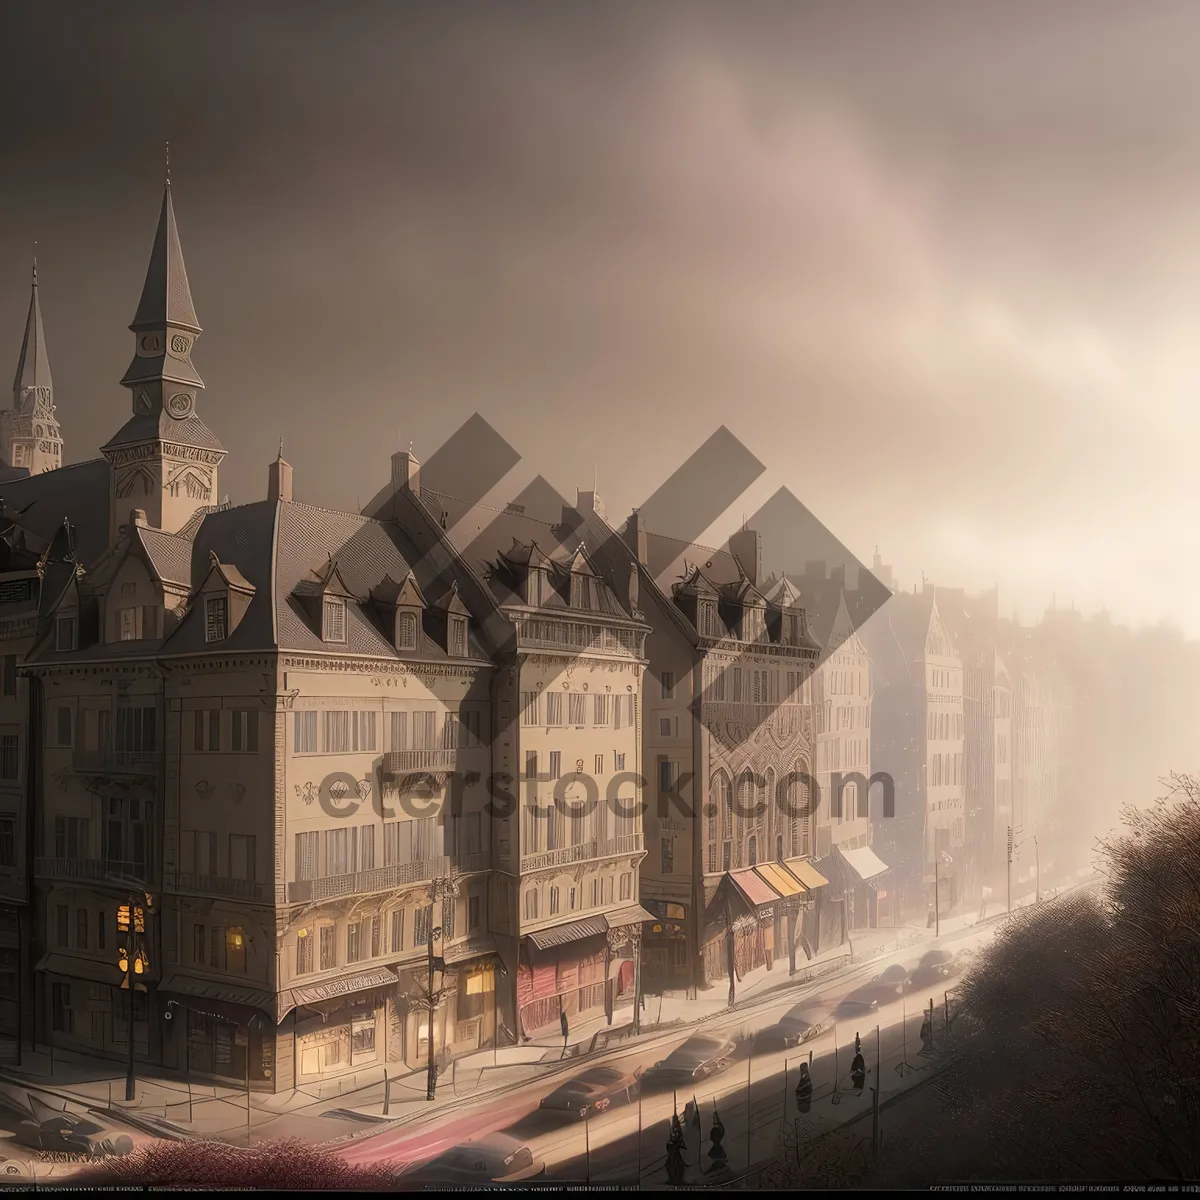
[117,892,154,1102]
[424,877,459,1102]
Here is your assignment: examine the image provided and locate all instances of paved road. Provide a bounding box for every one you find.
[342,916,996,1181]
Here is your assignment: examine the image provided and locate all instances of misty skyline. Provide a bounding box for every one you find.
[3,2,1198,635]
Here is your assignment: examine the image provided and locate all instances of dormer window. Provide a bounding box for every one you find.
[449,616,467,658]
[397,610,418,650]
[570,574,585,608]
[55,616,76,653]
[699,600,718,638]
[787,614,801,644]
[525,568,543,607]
[205,596,228,643]
[323,597,347,643]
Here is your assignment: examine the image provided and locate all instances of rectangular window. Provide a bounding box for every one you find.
[520,691,541,726]
[76,907,88,950]
[205,596,228,642]
[231,710,259,752]
[441,711,458,750]
[51,983,71,1034]
[593,694,611,726]
[412,710,436,748]
[210,925,224,970]
[56,616,76,652]
[54,816,87,864]
[56,904,69,947]
[661,672,675,700]
[194,709,220,752]
[615,752,625,772]
[414,906,431,946]
[295,831,319,880]
[659,718,671,736]
[468,894,481,932]
[620,872,632,901]
[229,834,256,882]
[119,606,138,642]
[568,693,586,726]
[388,710,409,751]
[525,750,538,780]
[390,909,405,953]
[322,710,351,754]
[449,618,467,658]
[319,926,336,971]
[0,816,14,868]
[347,919,370,964]
[97,910,106,951]
[548,751,561,780]
[323,597,347,643]
[523,890,538,922]
[353,711,378,752]
[545,692,564,726]
[594,754,604,776]
[296,931,314,975]
[549,885,560,916]
[0,733,18,780]
[659,759,677,793]
[294,711,318,753]
[55,704,73,747]
[226,927,247,973]
[1,656,14,696]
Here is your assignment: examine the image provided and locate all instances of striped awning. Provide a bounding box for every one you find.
[603,904,656,932]
[755,862,806,899]
[784,858,831,891]
[728,868,779,909]
[527,915,608,951]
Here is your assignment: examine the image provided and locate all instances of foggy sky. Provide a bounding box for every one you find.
[3,1,1200,635]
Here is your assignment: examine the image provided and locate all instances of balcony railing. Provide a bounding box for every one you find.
[36,857,151,884]
[287,855,450,904]
[520,833,644,874]
[176,873,270,903]
[382,750,459,773]
[72,747,163,775]
[453,851,491,874]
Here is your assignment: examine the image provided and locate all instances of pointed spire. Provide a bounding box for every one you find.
[13,251,53,400]
[130,183,200,335]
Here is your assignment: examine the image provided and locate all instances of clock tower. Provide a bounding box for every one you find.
[102,180,226,540]
[2,259,63,475]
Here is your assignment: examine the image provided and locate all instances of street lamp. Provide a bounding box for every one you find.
[424,877,459,1102]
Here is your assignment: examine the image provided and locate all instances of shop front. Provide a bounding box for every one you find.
[836,845,890,929]
[642,900,689,992]
[782,857,829,959]
[517,916,609,1037]
[753,861,810,976]
[158,974,280,1089]
[286,965,399,1085]
[39,952,154,1065]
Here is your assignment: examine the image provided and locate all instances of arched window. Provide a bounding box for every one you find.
[736,770,756,869]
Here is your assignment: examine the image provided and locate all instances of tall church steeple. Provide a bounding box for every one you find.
[102,179,226,539]
[2,257,63,474]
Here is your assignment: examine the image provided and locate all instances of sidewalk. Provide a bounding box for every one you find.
[0,888,1064,1150]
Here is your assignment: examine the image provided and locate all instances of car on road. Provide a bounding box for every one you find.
[765,999,831,1049]
[833,982,895,1019]
[876,964,912,990]
[907,949,963,992]
[410,1133,546,1183]
[639,1034,740,1092]
[538,1065,641,1120]
[14,1111,134,1158]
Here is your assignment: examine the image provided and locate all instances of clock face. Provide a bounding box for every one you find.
[166,392,195,420]
[139,333,164,355]
[134,390,154,416]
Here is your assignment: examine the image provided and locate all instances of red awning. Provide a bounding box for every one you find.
[728,868,780,909]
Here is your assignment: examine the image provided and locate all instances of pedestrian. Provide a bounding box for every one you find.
[919,1012,932,1055]
[560,1009,570,1059]
[795,1062,813,1114]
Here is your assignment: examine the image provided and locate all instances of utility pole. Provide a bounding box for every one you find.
[1006,825,1013,915]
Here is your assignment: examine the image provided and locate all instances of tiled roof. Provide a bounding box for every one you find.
[136,527,193,587]
[102,411,226,456]
[0,459,111,569]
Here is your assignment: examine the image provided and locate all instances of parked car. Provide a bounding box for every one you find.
[411,1133,546,1183]
[833,985,885,1019]
[639,1035,740,1092]
[907,949,962,992]
[15,1107,134,1158]
[538,1065,641,1120]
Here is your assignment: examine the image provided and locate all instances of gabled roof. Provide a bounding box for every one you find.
[433,579,470,616]
[102,411,226,456]
[202,552,255,594]
[371,572,425,609]
[134,526,193,588]
[761,575,803,610]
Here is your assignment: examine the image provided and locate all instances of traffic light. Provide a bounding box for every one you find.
[133,906,145,934]
[117,905,131,933]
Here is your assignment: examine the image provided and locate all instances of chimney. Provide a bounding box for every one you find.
[729,528,761,586]
[392,449,420,498]
[625,510,649,567]
[268,453,293,503]
[130,508,148,528]
[576,489,605,521]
